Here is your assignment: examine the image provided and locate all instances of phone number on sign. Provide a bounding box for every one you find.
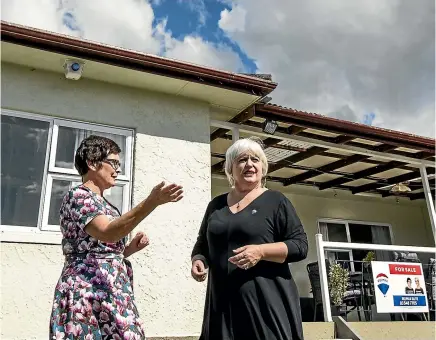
[393,295,427,307]
[399,297,419,306]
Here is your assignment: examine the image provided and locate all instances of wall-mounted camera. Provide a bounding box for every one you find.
[63,59,85,80]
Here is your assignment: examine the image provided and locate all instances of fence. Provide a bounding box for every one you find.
[315,233,436,322]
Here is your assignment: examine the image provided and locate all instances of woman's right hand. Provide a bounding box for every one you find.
[191,259,207,282]
[148,181,183,206]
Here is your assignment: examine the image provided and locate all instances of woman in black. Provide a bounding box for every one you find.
[191,137,308,340]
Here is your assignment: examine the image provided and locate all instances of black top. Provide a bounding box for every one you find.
[192,190,308,340]
[414,287,424,294]
[405,287,414,294]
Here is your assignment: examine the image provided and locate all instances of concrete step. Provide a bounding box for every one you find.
[348,321,435,340]
[303,322,335,339]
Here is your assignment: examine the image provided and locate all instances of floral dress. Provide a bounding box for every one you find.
[49,185,145,340]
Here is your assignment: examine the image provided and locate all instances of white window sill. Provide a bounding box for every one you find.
[0,229,62,245]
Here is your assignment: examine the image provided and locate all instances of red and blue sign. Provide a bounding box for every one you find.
[372,261,428,314]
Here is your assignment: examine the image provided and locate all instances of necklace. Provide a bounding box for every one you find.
[235,195,246,209]
[234,187,265,210]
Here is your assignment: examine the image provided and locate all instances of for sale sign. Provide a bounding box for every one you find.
[371,261,428,313]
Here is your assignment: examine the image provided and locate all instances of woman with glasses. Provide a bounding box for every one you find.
[49,135,183,339]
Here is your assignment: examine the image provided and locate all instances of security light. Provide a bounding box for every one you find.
[262,119,278,135]
[64,59,85,80]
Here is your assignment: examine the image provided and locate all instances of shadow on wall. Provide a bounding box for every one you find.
[1,62,211,144]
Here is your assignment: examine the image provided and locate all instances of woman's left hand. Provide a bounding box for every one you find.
[124,232,149,258]
[228,245,264,270]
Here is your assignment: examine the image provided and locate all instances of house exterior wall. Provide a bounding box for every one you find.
[1,62,212,339]
[212,177,434,297]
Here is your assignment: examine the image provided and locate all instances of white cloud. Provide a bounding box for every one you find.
[2,0,62,33]
[1,0,243,71]
[163,34,244,71]
[219,0,435,137]
[2,0,434,138]
[219,6,246,33]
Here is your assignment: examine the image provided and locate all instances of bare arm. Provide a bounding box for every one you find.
[86,182,183,243]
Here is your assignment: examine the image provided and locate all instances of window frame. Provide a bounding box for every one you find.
[49,119,133,181]
[317,218,394,272]
[0,109,134,245]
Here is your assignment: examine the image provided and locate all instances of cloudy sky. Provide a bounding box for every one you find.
[2,0,435,137]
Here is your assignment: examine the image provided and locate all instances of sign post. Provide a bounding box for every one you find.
[371,261,429,314]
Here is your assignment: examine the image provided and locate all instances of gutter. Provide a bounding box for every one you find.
[0,21,277,97]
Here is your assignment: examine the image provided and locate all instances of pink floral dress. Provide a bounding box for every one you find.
[49,185,145,340]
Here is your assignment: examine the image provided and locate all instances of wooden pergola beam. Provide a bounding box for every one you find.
[410,189,436,201]
[268,146,327,173]
[211,169,393,196]
[352,170,435,195]
[250,112,436,158]
[283,154,369,186]
[319,160,405,190]
[268,135,355,174]
[210,106,256,141]
[351,170,421,194]
[217,135,417,171]
[254,106,435,153]
[244,120,307,137]
[281,144,397,187]
[211,160,225,173]
[211,152,399,187]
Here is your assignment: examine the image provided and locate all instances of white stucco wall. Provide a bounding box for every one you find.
[212,177,434,297]
[1,63,212,339]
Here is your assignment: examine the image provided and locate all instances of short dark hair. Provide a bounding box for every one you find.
[74,135,121,176]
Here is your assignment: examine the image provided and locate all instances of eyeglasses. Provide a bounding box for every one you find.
[103,159,121,171]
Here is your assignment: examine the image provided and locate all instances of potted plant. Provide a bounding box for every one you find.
[363,251,375,263]
[363,251,376,273]
[328,262,349,316]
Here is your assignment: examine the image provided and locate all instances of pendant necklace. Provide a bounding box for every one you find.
[235,196,244,209]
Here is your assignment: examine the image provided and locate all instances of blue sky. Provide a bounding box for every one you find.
[151,0,257,73]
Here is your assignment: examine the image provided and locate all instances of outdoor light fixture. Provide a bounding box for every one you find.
[63,59,85,80]
[390,182,411,194]
[262,119,278,135]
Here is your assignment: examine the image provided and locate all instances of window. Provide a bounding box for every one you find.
[1,109,134,243]
[318,219,393,272]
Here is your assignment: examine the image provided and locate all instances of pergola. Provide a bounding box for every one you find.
[210,102,436,238]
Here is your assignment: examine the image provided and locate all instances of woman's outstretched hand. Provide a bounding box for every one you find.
[124,232,150,258]
[191,259,208,282]
[148,181,184,206]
